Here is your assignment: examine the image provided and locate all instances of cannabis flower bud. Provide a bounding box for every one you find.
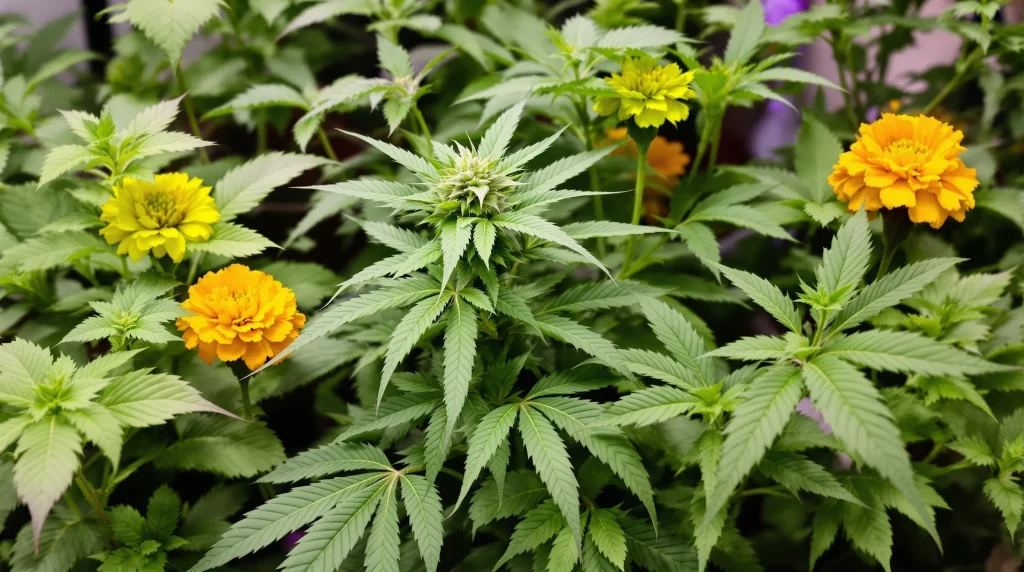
[434,145,517,216]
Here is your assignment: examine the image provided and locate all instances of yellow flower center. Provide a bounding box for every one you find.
[885,138,931,162]
[141,188,187,228]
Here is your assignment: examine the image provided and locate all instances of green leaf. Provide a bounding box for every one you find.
[335,394,440,442]
[545,281,664,314]
[214,153,331,222]
[809,501,842,570]
[342,131,437,181]
[690,487,727,572]
[400,475,443,572]
[189,474,382,572]
[259,443,392,483]
[703,367,802,527]
[0,338,53,407]
[473,220,497,266]
[948,436,996,467]
[126,0,224,67]
[478,101,525,159]
[606,386,697,427]
[758,451,861,504]
[521,148,613,195]
[158,415,285,478]
[147,485,182,540]
[639,297,714,386]
[376,35,413,78]
[187,223,276,258]
[535,314,631,379]
[617,348,698,387]
[493,500,566,569]
[823,330,1008,376]
[0,231,104,273]
[98,370,230,427]
[802,355,937,543]
[794,116,843,203]
[831,258,962,332]
[468,470,547,534]
[704,335,788,361]
[280,0,374,37]
[14,417,83,545]
[677,222,720,276]
[748,68,841,90]
[110,505,146,546]
[279,479,388,572]
[724,0,765,64]
[63,405,124,468]
[716,264,802,333]
[816,210,871,295]
[547,525,578,572]
[597,25,684,48]
[561,221,674,240]
[0,415,31,452]
[842,495,893,572]
[440,220,473,289]
[204,84,309,118]
[364,480,400,572]
[454,404,519,513]
[493,212,607,276]
[688,204,791,240]
[587,509,626,570]
[621,516,697,572]
[379,293,453,402]
[38,145,97,186]
[518,407,581,545]
[985,475,1023,536]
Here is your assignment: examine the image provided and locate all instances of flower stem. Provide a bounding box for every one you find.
[921,47,984,116]
[229,363,276,500]
[75,470,110,529]
[412,106,434,160]
[619,146,648,278]
[876,242,896,279]
[688,113,714,182]
[317,128,339,162]
[175,66,210,164]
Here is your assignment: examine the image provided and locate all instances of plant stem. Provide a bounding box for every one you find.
[829,33,861,131]
[921,47,983,116]
[876,242,896,279]
[175,66,210,164]
[229,364,276,500]
[317,128,339,162]
[63,490,82,520]
[577,101,607,256]
[688,114,713,182]
[238,377,253,420]
[619,146,648,278]
[75,470,110,528]
[707,116,722,172]
[674,1,686,32]
[412,106,434,160]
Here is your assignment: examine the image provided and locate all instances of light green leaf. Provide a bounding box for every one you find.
[639,297,714,386]
[823,330,1009,376]
[188,474,382,572]
[985,475,1023,536]
[493,212,607,276]
[187,223,277,258]
[440,220,473,289]
[63,405,123,468]
[279,479,388,572]
[454,404,518,513]
[716,264,803,333]
[14,417,82,545]
[204,84,309,118]
[802,355,937,543]
[493,500,566,569]
[0,338,53,407]
[794,116,843,203]
[547,525,578,572]
[518,407,581,545]
[158,415,285,478]
[364,480,400,572]
[259,443,392,483]
[816,209,871,295]
[749,68,841,90]
[98,370,230,427]
[334,394,440,442]
[724,0,764,64]
[38,145,97,186]
[809,501,842,570]
[478,101,524,159]
[758,451,861,504]
[400,475,443,572]
[605,386,697,427]
[126,0,224,67]
[587,509,626,570]
[688,204,791,240]
[703,367,803,527]
[597,25,684,49]
[545,280,664,314]
[379,293,453,402]
[535,314,630,378]
[831,257,962,332]
[214,153,332,222]
[704,335,788,361]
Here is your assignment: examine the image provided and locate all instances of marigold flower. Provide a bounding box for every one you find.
[99,173,219,263]
[828,114,978,229]
[604,127,691,187]
[594,57,697,128]
[176,265,306,371]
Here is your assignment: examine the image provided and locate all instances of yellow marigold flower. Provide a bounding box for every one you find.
[828,114,979,229]
[176,265,306,371]
[99,173,220,263]
[594,57,697,128]
[604,127,691,187]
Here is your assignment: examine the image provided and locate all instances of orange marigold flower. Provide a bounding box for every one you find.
[177,265,306,371]
[604,127,691,187]
[828,114,979,229]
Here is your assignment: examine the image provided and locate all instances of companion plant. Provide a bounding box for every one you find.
[1,0,1024,571]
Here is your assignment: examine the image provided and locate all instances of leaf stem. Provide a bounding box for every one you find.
[412,106,434,160]
[317,128,340,162]
[175,66,210,164]
[75,469,110,528]
[619,146,648,278]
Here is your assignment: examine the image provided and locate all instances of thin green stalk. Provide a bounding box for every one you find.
[921,47,984,116]
[577,101,607,256]
[876,242,896,279]
[230,364,276,500]
[707,116,722,172]
[63,490,82,520]
[412,106,434,160]
[238,377,253,420]
[317,128,340,162]
[75,470,110,528]
[175,67,210,164]
[674,2,686,32]
[688,115,713,182]
[256,118,268,154]
[619,147,648,278]
[187,253,203,285]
